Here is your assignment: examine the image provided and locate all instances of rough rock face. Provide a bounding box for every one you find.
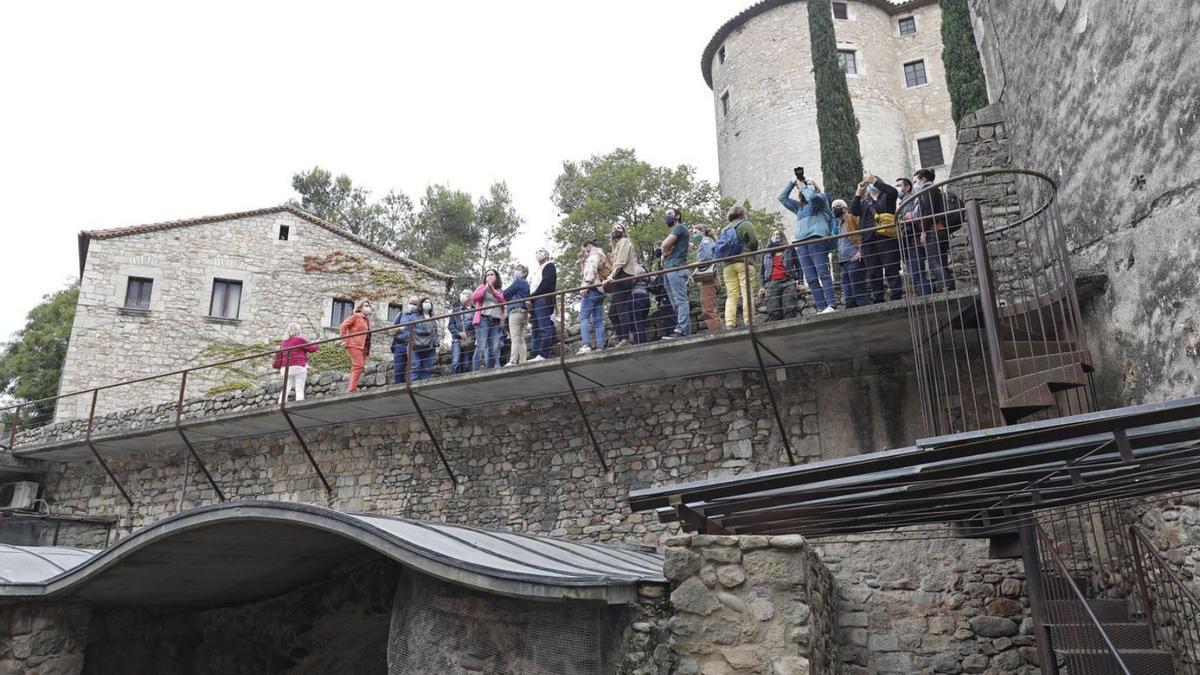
[968,0,1200,408]
[664,534,837,675]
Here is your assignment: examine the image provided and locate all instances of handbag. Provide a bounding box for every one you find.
[693,263,718,283]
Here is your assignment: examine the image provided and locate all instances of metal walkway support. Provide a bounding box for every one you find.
[402,332,458,486]
[557,294,608,471]
[278,363,335,495]
[85,390,133,507]
[175,373,227,502]
[742,260,796,466]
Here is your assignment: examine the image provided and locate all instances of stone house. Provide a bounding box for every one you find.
[55,206,451,421]
[706,0,956,221]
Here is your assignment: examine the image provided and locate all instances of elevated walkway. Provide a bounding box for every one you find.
[14,295,937,465]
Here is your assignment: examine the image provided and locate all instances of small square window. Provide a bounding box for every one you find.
[721,91,730,117]
[904,60,928,87]
[124,277,153,310]
[837,49,858,75]
[917,136,945,168]
[718,45,726,64]
[331,298,355,327]
[898,16,916,36]
[279,225,290,240]
[388,303,404,323]
[209,279,243,320]
[832,2,848,20]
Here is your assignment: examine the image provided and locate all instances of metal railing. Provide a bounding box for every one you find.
[1,214,955,503]
[1130,525,1200,674]
[896,169,1094,437]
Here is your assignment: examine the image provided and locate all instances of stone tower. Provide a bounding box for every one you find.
[703,0,956,218]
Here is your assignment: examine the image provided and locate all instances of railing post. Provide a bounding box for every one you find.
[965,199,1007,406]
[85,389,133,507]
[7,404,19,451]
[1020,523,1059,675]
[1128,526,1160,650]
[175,371,228,502]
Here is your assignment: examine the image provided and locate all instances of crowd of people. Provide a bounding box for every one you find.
[271,168,958,399]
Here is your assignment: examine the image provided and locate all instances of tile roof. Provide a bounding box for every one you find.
[77,205,452,281]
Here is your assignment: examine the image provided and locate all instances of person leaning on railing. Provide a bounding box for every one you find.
[578,240,609,354]
[338,300,373,393]
[692,225,724,333]
[658,208,692,340]
[274,322,319,403]
[447,290,474,375]
[604,224,638,348]
[716,205,759,328]
[912,168,956,294]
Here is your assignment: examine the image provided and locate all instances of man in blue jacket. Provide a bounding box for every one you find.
[447,290,473,375]
[503,265,531,365]
[779,179,837,314]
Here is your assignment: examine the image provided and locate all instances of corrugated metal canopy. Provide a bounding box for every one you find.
[629,396,1200,537]
[0,503,664,607]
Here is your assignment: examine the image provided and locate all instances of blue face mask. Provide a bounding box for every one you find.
[664,214,676,226]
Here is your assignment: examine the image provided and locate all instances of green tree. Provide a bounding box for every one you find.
[289,167,411,250]
[549,148,726,288]
[472,182,523,283]
[940,0,989,125]
[807,0,864,202]
[0,283,79,427]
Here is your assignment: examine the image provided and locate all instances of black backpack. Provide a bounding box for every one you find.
[944,190,964,232]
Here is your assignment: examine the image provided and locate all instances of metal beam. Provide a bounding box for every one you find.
[742,260,796,466]
[402,332,457,486]
[557,294,608,471]
[175,372,227,502]
[86,390,132,507]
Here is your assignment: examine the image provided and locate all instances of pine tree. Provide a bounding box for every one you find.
[940,0,989,125]
[806,0,864,203]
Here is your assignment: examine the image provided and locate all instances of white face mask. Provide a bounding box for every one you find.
[405,304,416,313]
[422,302,432,313]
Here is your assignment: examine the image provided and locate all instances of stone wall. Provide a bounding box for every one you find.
[709,0,956,219]
[968,0,1200,408]
[57,208,448,422]
[821,534,1038,674]
[663,533,837,675]
[27,357,923,543]
[0,604,90,675]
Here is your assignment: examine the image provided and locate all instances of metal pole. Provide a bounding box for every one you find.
[6,403,18,451]
[965,199,1007,407]
[277,354,333,496]
[557,292,608,470]
[743,255,796,465]
[1020,523,1059,675]
[175,371,227,502]
[85,389,133,507]
[404,324,457,486]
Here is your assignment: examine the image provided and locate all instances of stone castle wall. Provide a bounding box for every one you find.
[968,0,1200,409]
[710,0,956,219]
[56,209,447,422]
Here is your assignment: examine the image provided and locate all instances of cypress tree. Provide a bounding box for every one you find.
[940,0,989,125]
[806,0,864,203]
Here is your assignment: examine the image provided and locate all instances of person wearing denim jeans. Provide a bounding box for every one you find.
[851,176,902,304]
[579,241,607,353]
[447,291,473,374]
[527,249,557,361]
[832,198,867,308]
[778,179,837,313]
[390,297,419,384]
[912,168,956,293]
[409,298,440,381]
[471,269,506,369]
[658,209,692,339]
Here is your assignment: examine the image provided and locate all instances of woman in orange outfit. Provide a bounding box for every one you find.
[338,300,374,392]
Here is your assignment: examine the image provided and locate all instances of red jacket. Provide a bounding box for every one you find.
[273,336,319,369]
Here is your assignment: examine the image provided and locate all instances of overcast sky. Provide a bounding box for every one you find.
[0,0,762,341]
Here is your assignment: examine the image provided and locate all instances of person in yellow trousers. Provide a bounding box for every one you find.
[714,205,760,328]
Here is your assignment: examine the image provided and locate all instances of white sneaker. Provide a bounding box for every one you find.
[820,306,837,314]
[529,355,546,362]
[577,345,592,354]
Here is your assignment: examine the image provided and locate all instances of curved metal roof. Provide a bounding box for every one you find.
[699,0,937,89]
[0,502,664,606]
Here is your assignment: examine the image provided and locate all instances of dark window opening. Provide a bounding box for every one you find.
[899,17,916,35]
[209,279,243,320]
[718,45,726,64]
[331,298,354,327]
[904,60,928,87]
[721,91,730,117]
[279,225,290,240]
[837,49,858,75]
[917,136,945,168]
[833,2,848,20]
[388,303,404,323]
[124,277,153,310]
